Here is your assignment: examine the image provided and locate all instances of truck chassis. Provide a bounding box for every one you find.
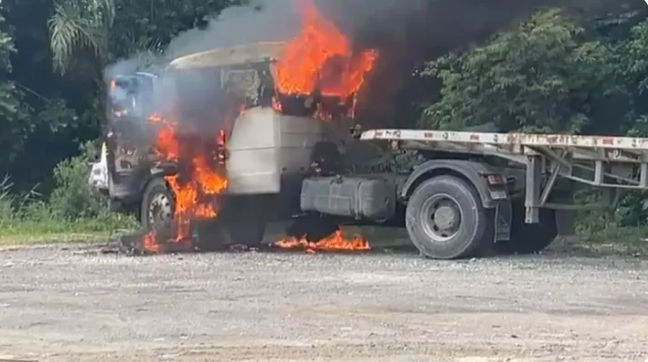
[93,125,648,259]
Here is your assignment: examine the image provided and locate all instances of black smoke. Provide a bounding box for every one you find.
[315,0,635,128]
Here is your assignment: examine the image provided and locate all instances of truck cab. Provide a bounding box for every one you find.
[93,42,335,241]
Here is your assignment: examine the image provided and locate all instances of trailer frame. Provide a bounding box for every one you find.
[358,128,648,223]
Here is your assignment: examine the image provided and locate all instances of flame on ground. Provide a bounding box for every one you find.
[273,0,377,116]
[275,229,371,253]
[142,231,161,253]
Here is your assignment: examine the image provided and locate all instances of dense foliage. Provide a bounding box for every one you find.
[420,7,648,228]
[0,0,27,169]
[421,9,648,136]
[1,0,648,233]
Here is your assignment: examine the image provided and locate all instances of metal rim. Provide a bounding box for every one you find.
[419,193,463,243]
[148,192,172,228]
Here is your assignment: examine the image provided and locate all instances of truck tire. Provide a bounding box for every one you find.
[494,203,557,254]
[405,176,492,259]
[140,177,174,231]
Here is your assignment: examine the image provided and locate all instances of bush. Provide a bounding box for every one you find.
[0,141,137,240]
[0,175,41,225]
[48,140,107,219]
[45,140,137,230]
[0,176,18,226]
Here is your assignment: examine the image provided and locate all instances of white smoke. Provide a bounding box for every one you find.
[165,0,300,60]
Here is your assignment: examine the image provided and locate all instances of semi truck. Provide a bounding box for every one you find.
[89,41,648,259]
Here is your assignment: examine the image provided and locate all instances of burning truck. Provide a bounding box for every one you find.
[92,1,379,253]
[90,0,618,259]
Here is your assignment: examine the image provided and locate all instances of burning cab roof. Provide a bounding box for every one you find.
[166,42,286,71]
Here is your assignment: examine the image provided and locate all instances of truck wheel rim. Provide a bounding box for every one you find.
[420,194,462,242]
[148,193,172,227]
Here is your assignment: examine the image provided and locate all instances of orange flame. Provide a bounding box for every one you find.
[142,114,228,252]
[274,0,377,106]
[275,229,370,253]
[142,232,161,253]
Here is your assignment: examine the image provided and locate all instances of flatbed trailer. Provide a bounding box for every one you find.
[305,127,648,259]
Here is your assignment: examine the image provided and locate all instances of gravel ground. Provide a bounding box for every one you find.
[0,244,647,362]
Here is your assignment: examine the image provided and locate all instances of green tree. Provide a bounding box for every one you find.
[48,0,248,75]
[0,0,29,166]
[48,0,115,75]
[421,9,616,134]
[618,19,648,137]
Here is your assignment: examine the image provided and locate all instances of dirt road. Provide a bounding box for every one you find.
[0,244,646,362]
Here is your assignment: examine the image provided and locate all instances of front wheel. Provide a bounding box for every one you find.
[140,177,174,231]
[405,176,492,260]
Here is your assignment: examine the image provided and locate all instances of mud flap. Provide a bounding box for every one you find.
[494,201,512,241]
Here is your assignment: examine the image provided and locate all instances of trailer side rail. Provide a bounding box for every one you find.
[360,129,648,150]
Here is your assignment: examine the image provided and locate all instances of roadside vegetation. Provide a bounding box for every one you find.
[0,142,137,244]
[1,0,648,248]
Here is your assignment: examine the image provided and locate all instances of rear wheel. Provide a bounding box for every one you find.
[405,176,492,259]
[140,177,174,231]
[494,202,557,254]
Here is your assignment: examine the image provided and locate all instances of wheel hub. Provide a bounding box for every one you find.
[421,195,463,242]
[433,205,458,230]
[148,193,172,227]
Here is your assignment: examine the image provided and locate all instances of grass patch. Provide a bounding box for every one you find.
[0,142,138,246]
[0,215,138,246]
[550,236,648,257]
[550,225,648,257]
